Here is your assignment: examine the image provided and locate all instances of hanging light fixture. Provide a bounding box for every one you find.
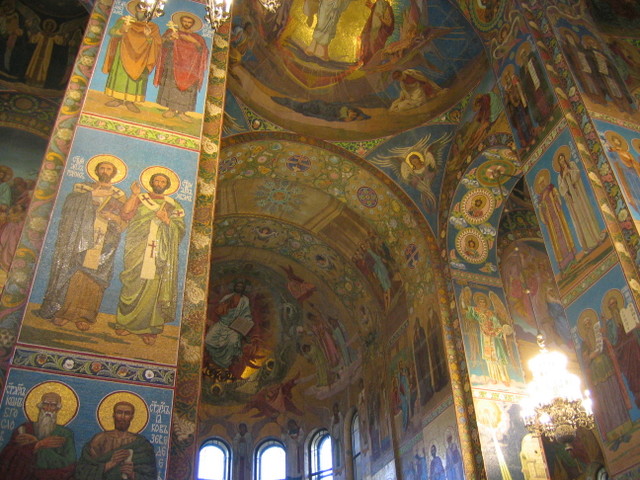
[137,0,281,34]
[204,0,233,32]
[257,0,281,12]
[137,0,167,22]
[514,246,595,447]
[520,334,595,446]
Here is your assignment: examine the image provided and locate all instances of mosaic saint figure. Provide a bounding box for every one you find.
[390,69,441,112]
[102,0,162,112]
[154,12,208,121]
[516,42,554,127]
[359,0,394,65]
[233,423,252,480]
[24,19,65,87]
[577,310,631,441]
[429,445,445,480]
[603,131,640,212]
[602,290,640,408]
[555,149,601,252]
[0,391,76,480]
[35,157,126,332]
[461,288,513,385]
[303,0,355,60]
[112,168,185,345]
[445,434,464,480]
[533,169,575,269]
[205,280,254,368]
[76,401,156,480]
[412,318,434,405]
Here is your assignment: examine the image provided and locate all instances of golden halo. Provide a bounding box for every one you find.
[632,138,640,154]
[552,146,571,172]
[473,291,490,306]
[602,289,625,320]
[577,309,599,346]
[97,391,149,434]
[139,166,180,196]
[533,169,551,195]
[171,11,203,32]
[126,0,142,16]
[404,151,425,167]
[604,131,629,151]
[86,154,128,184]
[515,41,532,67]
[24,381,79,425]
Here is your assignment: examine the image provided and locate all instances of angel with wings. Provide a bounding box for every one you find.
[15,3,86,88]
[369,132,453,211]
[460,287,515,385]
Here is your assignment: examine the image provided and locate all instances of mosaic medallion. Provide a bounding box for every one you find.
[455,228,488,264]
[461,188,495,225]
[286,154,311,172]
[357,186,378,208]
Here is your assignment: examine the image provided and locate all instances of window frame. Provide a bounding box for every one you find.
[197,437,232,480]
[309,428,333,480]
[254,438,287,480]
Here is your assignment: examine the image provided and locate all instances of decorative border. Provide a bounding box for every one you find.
[12,348,175,386]
[79,113,201,150]
[167,19,232,480]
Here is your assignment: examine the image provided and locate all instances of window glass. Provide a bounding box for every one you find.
[198,439,230,480]
[256,440,286,480]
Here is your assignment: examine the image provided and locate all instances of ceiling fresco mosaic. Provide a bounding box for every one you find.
[227,0,489,140]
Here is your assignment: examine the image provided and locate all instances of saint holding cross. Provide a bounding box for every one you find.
[110,166,185,345]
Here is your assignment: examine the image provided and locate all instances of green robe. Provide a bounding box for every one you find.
[113,193,185,335]
[76,433,156,480]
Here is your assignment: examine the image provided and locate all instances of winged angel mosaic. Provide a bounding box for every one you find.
[369,132,453,210]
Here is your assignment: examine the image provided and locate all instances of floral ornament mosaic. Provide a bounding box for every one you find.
[220,134,441,301]
[357,186,378,208]
[255,179,305,215]
[12,348,174,386]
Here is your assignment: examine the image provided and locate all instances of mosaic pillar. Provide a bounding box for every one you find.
[450,0,640,478]
[0,1,229,479]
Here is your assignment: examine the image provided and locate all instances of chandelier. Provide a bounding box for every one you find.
[137,0,281,32]
[513,245,595,447]
[520,334,595,446]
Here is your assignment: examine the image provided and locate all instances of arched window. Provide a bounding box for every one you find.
[255,439,286,480]
[351,413,363,480]
[198,438,231,480]
[310,429,333,480]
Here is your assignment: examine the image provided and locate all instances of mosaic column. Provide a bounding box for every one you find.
[0,1,229,479]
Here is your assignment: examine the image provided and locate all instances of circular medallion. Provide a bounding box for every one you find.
[467,0,506,32]
[455,228,488,264]
[404,244,419,269]
[461,188,495,225]
[220,156,238,173]
[357,186,378,208]
[286,154,311,172]
[476,154,518,186]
